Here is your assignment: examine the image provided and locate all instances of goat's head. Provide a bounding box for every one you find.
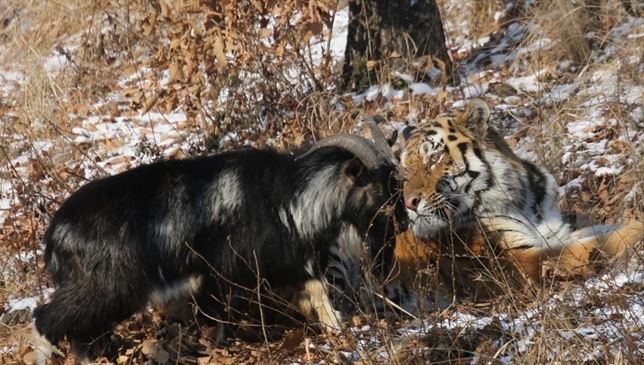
[298,123,409,236]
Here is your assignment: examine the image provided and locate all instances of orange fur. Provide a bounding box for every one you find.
[394,215,642,299]
[393,227,528,299]
[394,99,643,298]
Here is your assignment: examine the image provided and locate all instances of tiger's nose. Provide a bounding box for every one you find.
[405,195,420,211]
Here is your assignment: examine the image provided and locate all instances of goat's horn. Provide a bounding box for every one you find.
[364,118,396,163]
[297,135,381,169]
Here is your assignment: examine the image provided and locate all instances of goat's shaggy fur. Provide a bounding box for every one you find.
[33,145,407,362]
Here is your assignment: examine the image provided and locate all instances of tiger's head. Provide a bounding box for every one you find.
[400,99,497,240]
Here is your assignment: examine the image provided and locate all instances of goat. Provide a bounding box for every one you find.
[32,129,408,363]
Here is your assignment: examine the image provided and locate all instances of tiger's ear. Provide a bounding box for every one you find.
[459,98,490,137]
[385,129,402,161]
[396,126,415,153]
[401,125,416,143]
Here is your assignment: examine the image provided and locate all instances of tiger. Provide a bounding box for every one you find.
[392,98,643,300]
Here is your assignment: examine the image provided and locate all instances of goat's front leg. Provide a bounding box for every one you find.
[297,278,342,332]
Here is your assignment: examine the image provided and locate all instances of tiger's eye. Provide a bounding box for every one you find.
[420,143,431,156]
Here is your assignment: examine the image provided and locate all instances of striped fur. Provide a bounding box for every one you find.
[396,98,643,299]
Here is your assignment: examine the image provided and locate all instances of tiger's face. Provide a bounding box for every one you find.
[400,99,493,239]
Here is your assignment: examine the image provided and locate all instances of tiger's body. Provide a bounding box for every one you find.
[394,98,642,301]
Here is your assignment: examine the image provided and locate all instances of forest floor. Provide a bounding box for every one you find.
[1,0,643,364]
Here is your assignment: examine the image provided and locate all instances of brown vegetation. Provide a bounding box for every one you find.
[1,0,642,363]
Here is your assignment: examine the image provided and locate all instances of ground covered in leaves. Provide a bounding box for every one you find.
[1,0,643,363]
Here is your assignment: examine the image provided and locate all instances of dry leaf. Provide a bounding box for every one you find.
[142,95,158,114]
[260,27,273,39]
[279,328,305,352]
[169,62,184,83]
[198,356,212,364]
[213,36,228,70]
[140,339,170,363]
[19,350,34,365]
[303,21,323,38]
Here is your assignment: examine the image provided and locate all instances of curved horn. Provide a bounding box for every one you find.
[297,135,382,169]
[364,118,397,163]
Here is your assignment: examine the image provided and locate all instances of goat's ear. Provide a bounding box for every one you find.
[458,98,490,137]
[343,158,365,181]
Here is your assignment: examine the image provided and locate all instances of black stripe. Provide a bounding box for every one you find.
[454,142,478,193]
[402,126,416,140]
[457,142,468,156]
[475,148,494,190]
[473,146,483,159]
[508,244,534,250]
[485,215,528,226]
[524,161,547,218]
[493,229,523,233]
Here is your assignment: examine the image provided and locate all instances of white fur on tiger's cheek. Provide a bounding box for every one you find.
[412,217,448,239]
[406,209,418,222]
[409,201,449,239]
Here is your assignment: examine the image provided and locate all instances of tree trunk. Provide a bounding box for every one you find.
[342,0,453,92]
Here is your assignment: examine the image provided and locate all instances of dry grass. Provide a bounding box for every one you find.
[1,0,642,364]
[512,0,644,222]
